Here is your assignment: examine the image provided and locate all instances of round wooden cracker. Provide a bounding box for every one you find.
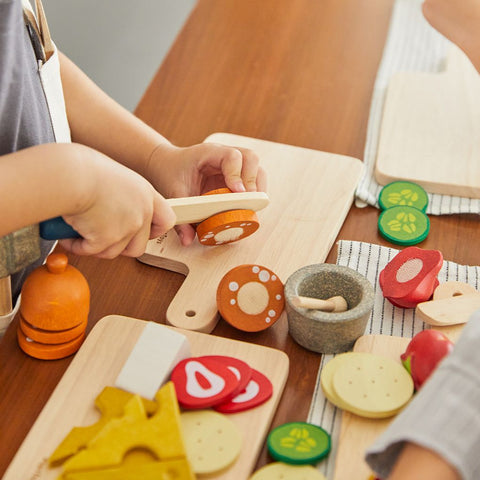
[331,353,413,418]
[249,462,327,480]
[320,353,364,410]
[180,410,242,474]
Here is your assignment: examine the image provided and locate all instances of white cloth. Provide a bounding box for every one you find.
[354,0,480,215]
[308,240,480,479]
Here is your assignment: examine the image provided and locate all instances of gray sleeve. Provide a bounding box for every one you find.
[365,310,480,480]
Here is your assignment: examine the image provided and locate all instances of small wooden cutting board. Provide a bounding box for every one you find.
[375,46,480,198]
[4,315,289,480]
[333,335,410,480]
[139,133,363,332]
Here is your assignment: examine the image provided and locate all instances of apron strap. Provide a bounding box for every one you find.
[34,0,55,61]
[22,0,55,61]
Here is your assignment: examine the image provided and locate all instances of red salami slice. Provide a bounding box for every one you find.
[171,356,240,408]
[200,355,252,397]
[214,368,273,413]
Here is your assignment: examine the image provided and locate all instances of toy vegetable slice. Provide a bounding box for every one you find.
[267,422,331,465]
[379,247,443,308]
[378,181,429,212]
[378,205,430,246]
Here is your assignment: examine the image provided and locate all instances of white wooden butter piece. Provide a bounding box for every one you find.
[114,322,191,400]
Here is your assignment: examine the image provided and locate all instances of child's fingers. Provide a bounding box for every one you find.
[238,147,261,192]
[149,193,177,238]
[174,224,197,246]
[217,147,245,192]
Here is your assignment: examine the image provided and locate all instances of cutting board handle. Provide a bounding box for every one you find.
[166,267,220,333]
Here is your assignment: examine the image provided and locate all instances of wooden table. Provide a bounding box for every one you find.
[1,0,479,476]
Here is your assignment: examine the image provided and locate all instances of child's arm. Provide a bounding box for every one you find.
[387,443,460,480]
[58,53,266,245]
[422,0,480,71]
[0,142,175,258]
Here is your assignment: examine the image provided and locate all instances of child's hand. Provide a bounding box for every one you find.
[145,143,267,246]
[60,145,176,258]
[423,0,480,71]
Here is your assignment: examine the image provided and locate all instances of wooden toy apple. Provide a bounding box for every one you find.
[401,330,454,390]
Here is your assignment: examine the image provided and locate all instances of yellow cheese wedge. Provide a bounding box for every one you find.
[61,458,194,480]
[50,387,156,465]
[62,382,186,473]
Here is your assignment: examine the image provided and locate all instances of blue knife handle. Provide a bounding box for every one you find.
[40,217,81,240]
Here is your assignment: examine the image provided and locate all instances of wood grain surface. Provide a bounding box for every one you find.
[1,1,480,478]
[4,315,288,480]
[333,335,410,480]
[139,133,362,332]
[375,46,480,198]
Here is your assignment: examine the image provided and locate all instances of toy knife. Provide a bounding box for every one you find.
[39,191,269,240]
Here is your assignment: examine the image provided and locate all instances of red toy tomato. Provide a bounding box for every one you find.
[401,330,454,390]
[379,247,443,308]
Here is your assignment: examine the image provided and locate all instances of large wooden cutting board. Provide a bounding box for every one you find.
[4,315,289,480]
[333,335,410,480]
[139,133,363,332]
[375,46,480,198]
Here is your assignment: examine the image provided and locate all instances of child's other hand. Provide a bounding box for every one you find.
[146,143,267,246]
[60,145,176,258]
[422,0,480,71]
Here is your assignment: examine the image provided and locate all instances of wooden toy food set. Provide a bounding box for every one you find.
[17,253,90,360]
[332,335,410,480]
[139,132,364,333]
[4,315,289,480]
[375,46,480,199]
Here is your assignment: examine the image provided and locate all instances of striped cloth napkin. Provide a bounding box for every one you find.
[355,0,480,215]
[309,240,480,479]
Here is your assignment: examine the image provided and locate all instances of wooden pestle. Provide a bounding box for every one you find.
[291,295,348,312]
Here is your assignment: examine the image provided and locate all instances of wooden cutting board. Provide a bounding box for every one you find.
[4,315,289,480]
[375,45,480,198]
[333,334,410,480]
[139,133,363,332]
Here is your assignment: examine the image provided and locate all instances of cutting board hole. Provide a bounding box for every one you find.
[186,310,196,317]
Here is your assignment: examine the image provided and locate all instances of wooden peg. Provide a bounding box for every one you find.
[291,295,348,312]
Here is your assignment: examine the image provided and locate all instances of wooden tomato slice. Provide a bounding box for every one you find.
[200,355,252,397]
[379,247,443,308]
[196,188,259,246]
[215,368,273,413]
[217,264,285,332]
[170,357,240,409]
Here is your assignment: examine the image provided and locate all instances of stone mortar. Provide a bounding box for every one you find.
[284,264,374,354]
